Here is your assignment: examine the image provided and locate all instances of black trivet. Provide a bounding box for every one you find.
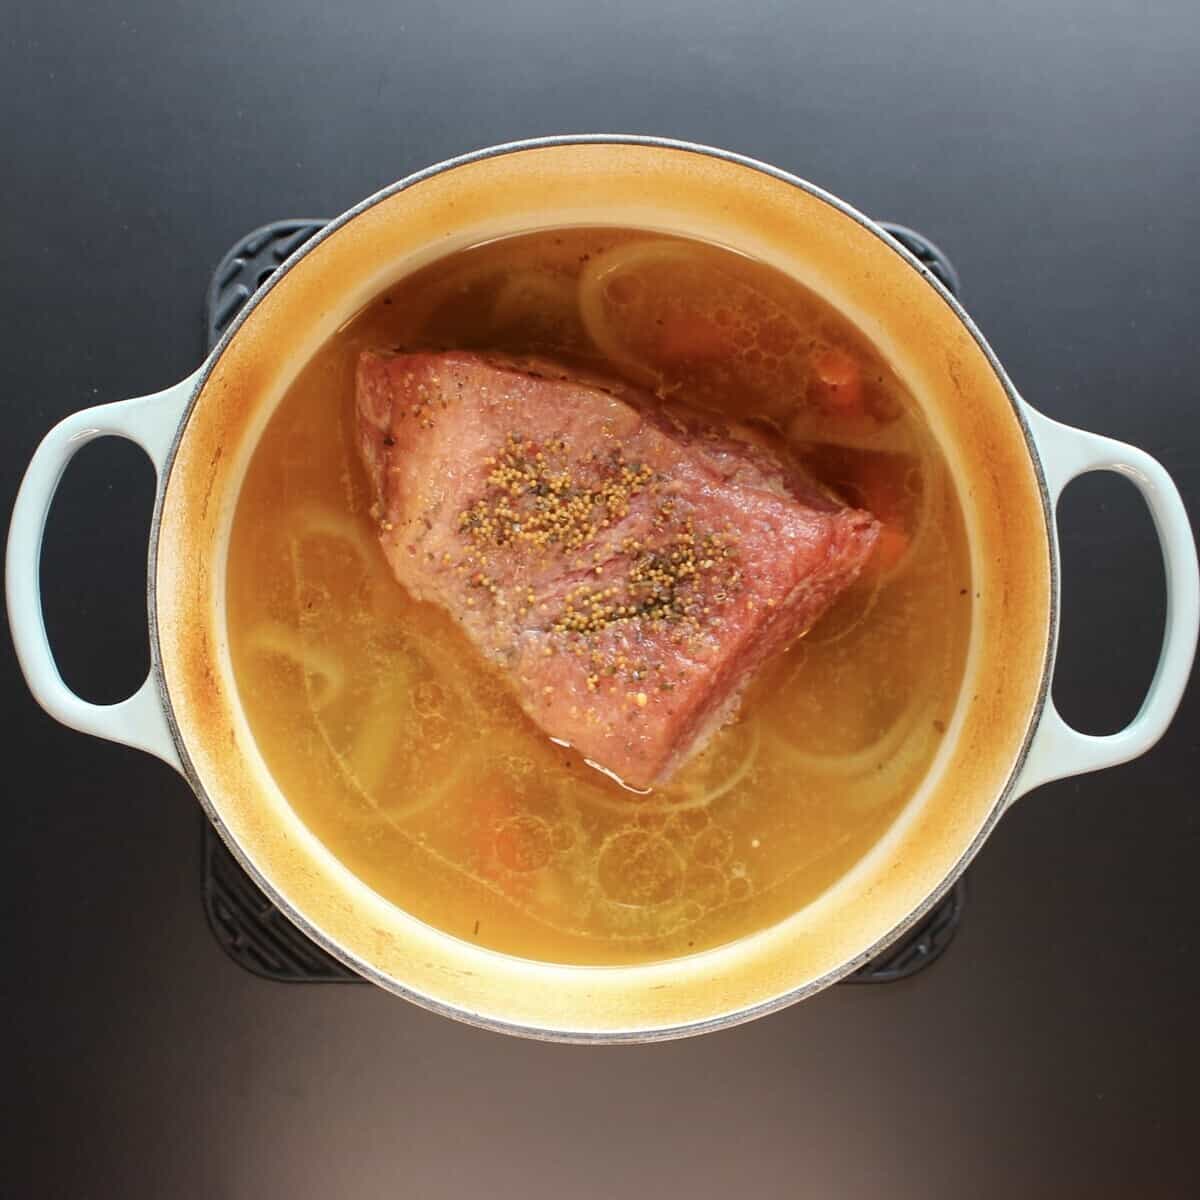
[202,216,966,985]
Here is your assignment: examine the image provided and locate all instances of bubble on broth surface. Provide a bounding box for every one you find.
[598,830,685,907]
[419,712,452,751]
[683,864,728,909]
[495,815,555,872]
[550,823,576,853]
[413,680,447,719]
[693,826,734,867]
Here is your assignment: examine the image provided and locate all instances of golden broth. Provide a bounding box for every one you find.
[226,228,971,965]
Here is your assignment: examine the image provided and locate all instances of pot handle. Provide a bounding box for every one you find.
[1013,407,1199,797]
[5,373,200,773]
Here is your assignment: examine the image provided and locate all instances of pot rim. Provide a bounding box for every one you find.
[147,135,1057,1042]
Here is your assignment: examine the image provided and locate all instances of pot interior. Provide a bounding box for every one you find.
[155,140,1052,1039]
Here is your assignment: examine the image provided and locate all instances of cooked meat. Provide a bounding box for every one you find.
[356,351,880,789]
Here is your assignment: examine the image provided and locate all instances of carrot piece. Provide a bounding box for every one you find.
[658,312,732,362]
[471,785,538,895]
[872,524,910,573]
[851,457,907,524]
[472,787,515,871]
[812,346,864,413]
[844,455,912,574]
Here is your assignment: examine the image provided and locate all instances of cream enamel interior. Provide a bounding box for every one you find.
[154,141,1052,1039]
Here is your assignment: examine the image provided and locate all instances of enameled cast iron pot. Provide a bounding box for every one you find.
[8,138,1198,1042]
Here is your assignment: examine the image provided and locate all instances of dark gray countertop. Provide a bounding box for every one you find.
[3,1,1197,1195]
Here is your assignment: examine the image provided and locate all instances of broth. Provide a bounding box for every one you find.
[226,228,971,965]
